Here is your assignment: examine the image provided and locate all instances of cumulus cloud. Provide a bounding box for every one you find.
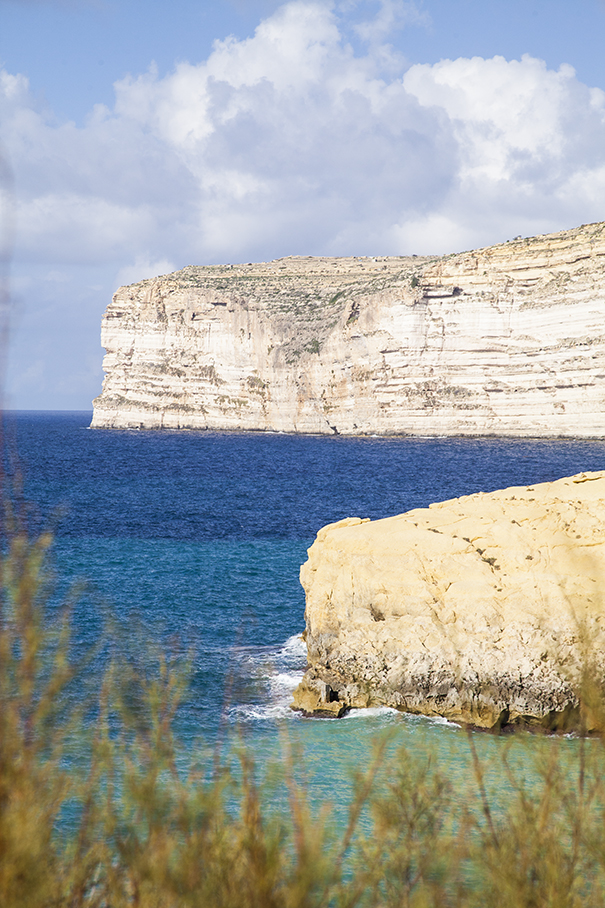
[401,55,605,245]
[5,0,605,407]
[116,256,177,287]
[3,0,605,270]
[351,0,428,49]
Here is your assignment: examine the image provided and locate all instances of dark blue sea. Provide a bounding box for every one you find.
[7,411,605,814]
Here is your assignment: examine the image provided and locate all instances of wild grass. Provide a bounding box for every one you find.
[3,516,605,906]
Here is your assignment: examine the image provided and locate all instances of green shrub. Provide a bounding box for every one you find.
[3,518,605,906]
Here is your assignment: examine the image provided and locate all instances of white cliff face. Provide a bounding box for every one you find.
[92,222,605,435]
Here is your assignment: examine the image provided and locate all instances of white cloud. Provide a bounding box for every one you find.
[4,0,605,272]
[2,1,605,399]
[18,194,160,261]
[115,256,177,288]
[392,213,477,256]
[399,53,605,248]
[352,0,428,48]
[404,56,580,180]
[0,1,450,266]
[4,0,605,407]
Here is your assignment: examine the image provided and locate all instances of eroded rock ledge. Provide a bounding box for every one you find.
[291,472,605,731]
[92,221,605,436]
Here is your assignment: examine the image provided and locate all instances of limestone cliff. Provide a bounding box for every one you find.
[92,221,605,435]
[291,472,605,730]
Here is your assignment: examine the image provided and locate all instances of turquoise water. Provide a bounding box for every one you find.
[7,411,605,822]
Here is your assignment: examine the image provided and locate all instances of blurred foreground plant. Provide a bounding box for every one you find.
[3,522,605,907]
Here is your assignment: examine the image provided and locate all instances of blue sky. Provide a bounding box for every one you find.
[1,0,605,409]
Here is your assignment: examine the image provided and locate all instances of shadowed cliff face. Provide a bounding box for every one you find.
[292,471,605,731]
[92,221,605,436]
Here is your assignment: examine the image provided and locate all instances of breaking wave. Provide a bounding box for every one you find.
[228,633,307,723]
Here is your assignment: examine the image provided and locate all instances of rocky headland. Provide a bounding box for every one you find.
[291,472,605,731]
[92,221,605,436]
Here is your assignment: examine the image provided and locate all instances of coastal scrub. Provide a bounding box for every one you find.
[3,519,605,906]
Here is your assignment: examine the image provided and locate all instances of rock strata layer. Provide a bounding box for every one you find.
[291,472,605,730]
[92,222,605,436]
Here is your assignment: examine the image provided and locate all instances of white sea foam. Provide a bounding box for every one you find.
[343,706,399,719]
[271,671,305,693]
[230,635,457,731]
[279,633,307,657]
[229,702,301,722]
[405,712,461,729]
[227,632,307,724]
[229,633,459,730]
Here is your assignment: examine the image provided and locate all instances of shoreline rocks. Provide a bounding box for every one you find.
[291,473,605,732]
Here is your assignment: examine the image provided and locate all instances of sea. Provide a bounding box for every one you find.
[6,410,605,821]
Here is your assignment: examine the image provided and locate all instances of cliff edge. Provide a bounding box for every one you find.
[92,221,605,436]
[291,472,605,730]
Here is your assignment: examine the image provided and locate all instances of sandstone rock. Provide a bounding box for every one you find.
[291,473,605,731]
[92,222,605,437]
[290,675,349,718]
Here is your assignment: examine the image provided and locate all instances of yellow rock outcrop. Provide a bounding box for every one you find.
[292,472,605,730]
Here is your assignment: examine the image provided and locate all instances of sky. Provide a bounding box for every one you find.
[1,0,605,410]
